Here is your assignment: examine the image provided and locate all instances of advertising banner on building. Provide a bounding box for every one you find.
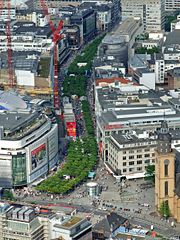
[31,143,47,171]
[66,121,76,137]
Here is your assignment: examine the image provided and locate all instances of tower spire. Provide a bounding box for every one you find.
[157,120,171,154]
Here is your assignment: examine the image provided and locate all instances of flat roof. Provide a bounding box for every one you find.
[61,216,82,228]
[164,30,180,46]
[0,111,40,132]
[99,110,180,125]
[111,132,156,145]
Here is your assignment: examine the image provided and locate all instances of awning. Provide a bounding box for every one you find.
[88,171,95,179]
[126,172,145,180]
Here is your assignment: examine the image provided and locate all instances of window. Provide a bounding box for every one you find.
[152,153,155,157]
[129,156,134,160]
[165,181,168,196]
[123,156,126,160]
[145,159,150,164]
[129,168,134,172]
[137,155,142,159]
[164,159,169,177]
[129,150,134,153]
[145,154,150,157]
[137,160,142,164]
[137,167,142,171]
[123,169,127,173]
[129,161,134,166]
[145,148,150,152]
[123,162,126,166]
[137,149,142,152]
[123,151,126,154]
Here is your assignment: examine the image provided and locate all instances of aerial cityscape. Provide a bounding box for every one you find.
[0,0,179,239]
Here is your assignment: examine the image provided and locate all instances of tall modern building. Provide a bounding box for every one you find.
[165,0,180,11]
[121,0,165,32]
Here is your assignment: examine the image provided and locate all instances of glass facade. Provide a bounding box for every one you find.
[12,153,27,186]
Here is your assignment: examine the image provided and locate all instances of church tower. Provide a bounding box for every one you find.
[155,121,175,215]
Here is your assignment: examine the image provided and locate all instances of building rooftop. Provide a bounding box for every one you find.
[111,131,156,145]
[79,2,111,12]
[70,8,94,20]
[101,18,141,45]
[14,24,52,37]
[93,56,125,69]
[168,67,180,77]
[61,216,82,228]
[164,30,180,46]
[0,51,40,72]
[129,54,152,69]
[96,77,131,86]
[0,110,45,134]
[164,45,180,54]
[93,212,128,238]
[98,103,180,126]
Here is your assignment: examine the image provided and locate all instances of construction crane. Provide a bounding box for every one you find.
[5,0,14,88]
[39,0,63,116]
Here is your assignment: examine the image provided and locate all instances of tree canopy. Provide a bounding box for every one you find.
[135,47,160,54]
[63,35,104,97]
[144,165,155,183]
[36,36,103,194]
[160,200,170,218]
[37,136,97,194]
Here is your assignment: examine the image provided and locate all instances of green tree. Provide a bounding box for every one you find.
[160,200,170,218]
[3,189,15,201]
[135,47,160,54]
[144,165,155,183]
[36,36,103,194]
[165,15,178,32]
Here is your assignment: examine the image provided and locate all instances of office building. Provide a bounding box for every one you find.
[0,202,92,239]
[70,9,97,43]
[121,0,165,32]
[79,2,113,32]
[95,84,180,161]
[0,204,45,240]
[165,0,180,11]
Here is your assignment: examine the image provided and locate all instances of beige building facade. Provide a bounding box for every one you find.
[155,121,180,222]
[107,131,156,179]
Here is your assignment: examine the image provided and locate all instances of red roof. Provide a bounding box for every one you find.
[96,77,131,86]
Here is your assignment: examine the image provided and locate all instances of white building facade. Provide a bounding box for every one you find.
[0,113,58,187]
[121,0,165,32]
[0,92,59,187]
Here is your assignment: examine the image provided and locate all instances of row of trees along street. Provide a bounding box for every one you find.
[63,36,104,97]
[36,36,104,194]
[37,137,97,194]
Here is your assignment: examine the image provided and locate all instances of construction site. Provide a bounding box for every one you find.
[0,0,70,106]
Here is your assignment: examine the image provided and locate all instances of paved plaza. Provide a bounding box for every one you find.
[14,162,180,238]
